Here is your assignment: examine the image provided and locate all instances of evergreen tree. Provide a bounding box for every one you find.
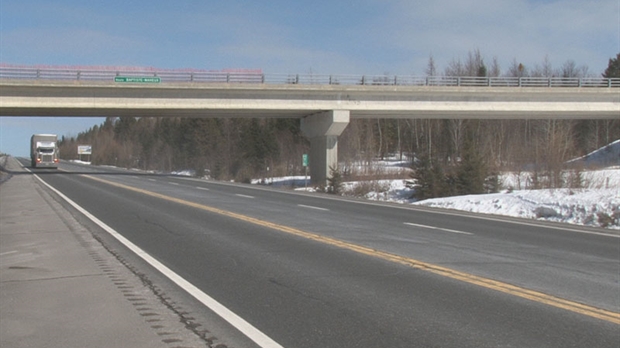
[327,165,344,194]
[114,117,137,142]
[241,119,279,177]
[484,172,501,193]
[603,53,620,78]
[411,154,446,200]
[477,63,487,77]
[455,136,487,195]
[101,117,115,132]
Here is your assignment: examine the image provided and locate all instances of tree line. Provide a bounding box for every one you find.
[59,52,620,197]
[60,117,306,182]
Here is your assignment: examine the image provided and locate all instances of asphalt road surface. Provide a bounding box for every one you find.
[23,160,620,347]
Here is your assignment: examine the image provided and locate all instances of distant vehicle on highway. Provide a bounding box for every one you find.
[30,134,59,168]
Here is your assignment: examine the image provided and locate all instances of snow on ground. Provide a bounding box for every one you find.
[360,168,620,230]
[261,168,620,230]
[389,168,620,230]
[413,186,619,229]
[411,168,620,229]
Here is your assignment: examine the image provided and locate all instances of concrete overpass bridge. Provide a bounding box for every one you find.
[1,66,618,184]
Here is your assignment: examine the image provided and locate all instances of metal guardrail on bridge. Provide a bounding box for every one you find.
[1,66,619,88]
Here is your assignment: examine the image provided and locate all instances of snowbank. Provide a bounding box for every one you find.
[413,188,620,229]
[268,169,620,229]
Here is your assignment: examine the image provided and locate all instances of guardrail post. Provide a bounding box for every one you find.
[261,74,265,84]
[77,71,81,80]
[608,78,612,88]
[394,76,398,85]
[190,73,194,82]
[226,73,230,83]
[36,69,40,79]
[457,77,461,86]
[518,77,522,87]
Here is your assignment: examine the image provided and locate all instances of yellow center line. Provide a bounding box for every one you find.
[82,174,620,325]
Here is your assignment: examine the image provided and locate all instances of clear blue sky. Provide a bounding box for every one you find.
[1,0,619,157]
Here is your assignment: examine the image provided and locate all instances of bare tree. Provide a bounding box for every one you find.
[559,59,589,78]
[445,58,465,76]
[464,49,485,76]
[425,54,437,76]
[506,58,527,77]
[489,56,501,77]
[531,55,554,77]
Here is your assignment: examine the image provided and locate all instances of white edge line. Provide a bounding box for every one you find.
[33,174,284,348]
[298,204,329,211]
[196,186,209,191]
[404,222,473,235]
[477,216,620,238]
[236,194,255,199]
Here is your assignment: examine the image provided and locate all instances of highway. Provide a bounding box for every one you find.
[25,160,620,347]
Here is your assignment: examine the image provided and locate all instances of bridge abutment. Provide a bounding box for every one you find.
[300,110,350,186]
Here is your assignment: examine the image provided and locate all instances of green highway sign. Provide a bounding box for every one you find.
[114,76,161,83]
[302,154,309,167]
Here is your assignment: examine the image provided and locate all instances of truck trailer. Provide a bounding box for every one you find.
[30,134,59,168]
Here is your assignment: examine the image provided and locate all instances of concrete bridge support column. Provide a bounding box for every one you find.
[300,110,350,186]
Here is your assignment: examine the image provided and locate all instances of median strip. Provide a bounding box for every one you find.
[81,174,620,325]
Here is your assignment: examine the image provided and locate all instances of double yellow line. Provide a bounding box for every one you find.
[83,174,620,325]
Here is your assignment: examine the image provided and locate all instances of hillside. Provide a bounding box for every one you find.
[567,139,620,168]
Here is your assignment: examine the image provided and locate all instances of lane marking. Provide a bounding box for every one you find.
[148,178,157,182]
[168,182,180,186]
[77,174,620,325]
[404,222,473,235]
[196,186,210,191]
[34,174,283,348]
[298,204,329,211]
[236,194,255,199]
[317,192,620,238]
[404,204,620,238]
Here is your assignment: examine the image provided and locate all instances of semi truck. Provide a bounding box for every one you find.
[30,134,59,168]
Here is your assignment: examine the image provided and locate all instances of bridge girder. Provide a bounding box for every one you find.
[2,80,618,185]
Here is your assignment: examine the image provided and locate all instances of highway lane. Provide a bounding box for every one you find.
[54,160,619,312]
[26,160,620,347]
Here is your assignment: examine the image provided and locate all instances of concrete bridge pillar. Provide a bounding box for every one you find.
[300,110,350,186]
